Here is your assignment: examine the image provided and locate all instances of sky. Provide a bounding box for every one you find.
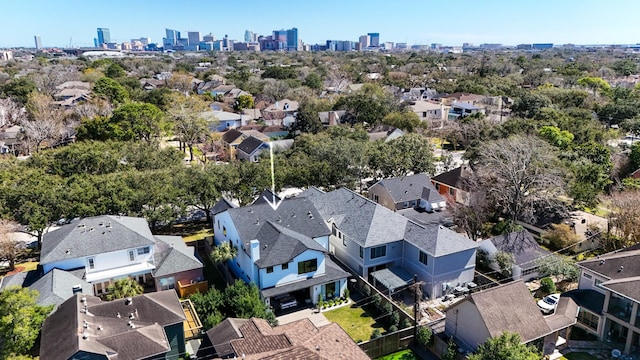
[0,0,639,48]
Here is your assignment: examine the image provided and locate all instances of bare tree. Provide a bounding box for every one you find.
[475,135,566,224]
[31,65,81,96]
[21,93,65,152]
[0,220,22,272]
[74,97,113,120]
[262,79,290,101]
[167,94,209,161]
[166,74,195,96]
[607,190,640,249]
[0,97,25,126]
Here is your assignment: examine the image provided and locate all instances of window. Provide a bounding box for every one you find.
[128,250,135,262]
[359,246,363,259]
[298,259,318,274]
[217,220,220,229]
[343,236,347,247]
[88,257,95,270]
[223,226,227,236]
[137,246,150,255]
[266,266,273,274]
[449,188,455,196]
[373,194,379,203]
[577,309,599,331]
[583,272,593,279]
[419,251,428,265]
[435,183,440,190]
[595,279,603,288]
[282,263,289,270]
[159,277,175,290]
[371,245,386,259]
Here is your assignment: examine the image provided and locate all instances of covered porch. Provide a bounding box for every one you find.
[370,266,415,295]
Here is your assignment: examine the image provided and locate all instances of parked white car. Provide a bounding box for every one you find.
[537,293,560,314]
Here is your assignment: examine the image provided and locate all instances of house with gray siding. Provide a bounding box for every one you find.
[301,187,478,299]
[478,230,551,281]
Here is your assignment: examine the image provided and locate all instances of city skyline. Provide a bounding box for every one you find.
[1,0,640,48]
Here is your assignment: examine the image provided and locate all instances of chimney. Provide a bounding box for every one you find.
[250,239,260,261]
[329,111,336,126]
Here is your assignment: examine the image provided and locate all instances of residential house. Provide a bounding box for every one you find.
[410,100,450,128]
[40,215,206,298]
[449,102,485,120]
[444,281,577,356]
[201,110,244,132]
[53,81,91,108]
[0,124,22,154]
[401,87,437,102]
[431,165,474,205]
[367,125,405,142]
[440,92,485,106]
[139,78,165,90]
[201,317,369,359]
[569,248,640,355]
[40,291,187,360]
[220,128,246,160]
[213,197,351,306]
[261,99,299,127]
[301,187,478,299]
[0,268,92,310]
[478,230,552,281]
[318,110,347,127]
[368,173,446,212]
[236,136,270,162]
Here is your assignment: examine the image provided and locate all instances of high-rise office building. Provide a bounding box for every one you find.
[188,31,201,45]
[368,33,380,47]
[97,28,111,46]
[244,30,257,43]
[163,28,181,49]
[34,35,42,50]
[286,28,298,51]
[359,35,370,50]
[203,33,215,42]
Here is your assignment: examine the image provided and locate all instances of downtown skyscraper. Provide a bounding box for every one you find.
[96,28,111,46]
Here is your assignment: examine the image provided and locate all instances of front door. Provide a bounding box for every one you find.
[326,282,336,299]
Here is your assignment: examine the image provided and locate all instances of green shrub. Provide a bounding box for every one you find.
[344,288,350,299]
[388,325,398,333]
[371,328,382,339]
[540,277,556,294]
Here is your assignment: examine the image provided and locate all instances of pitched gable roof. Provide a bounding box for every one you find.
[483,230,551,269]
[221,128,244,143]
[224,197,330,246]
[237,136,267,155]
[206,318,249,358]
[371,173,443,204]
[29,268,92,309]
[431,166,473,191]
[461,281,552,342]
[301,187,477,256]
[41,216,156,265]
[40,291,185,360]
[253,221,327,268]
[578,249,640,281]
[153,235,203,277]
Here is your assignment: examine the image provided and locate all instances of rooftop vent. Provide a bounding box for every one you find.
[126,297,133,305]
[116,312,121,318]
[65,249,71,254]
[106,222,112,228]
[81,296,87,303]
[78,224,86,228]
[98,221,104,226]
[600,259,606,265]
[619,265,625,272]
[97,325,102,331]
[89,227,94,232]
[129,313,135,319]
[82,333,89,340]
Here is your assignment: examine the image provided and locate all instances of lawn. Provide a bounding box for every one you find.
[322,303,384,343]
[183,228,213,242]
[561,352,598,360]
[375,349,419,360]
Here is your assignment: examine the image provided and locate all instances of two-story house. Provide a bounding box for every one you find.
[40,215,206,297]
[409,100,450,129]
[431,165,474,205]
[368,173,446,212]
[570,248,640,355]
[213,197,350,307]
[301,187,478,299]
[40,290,187,360]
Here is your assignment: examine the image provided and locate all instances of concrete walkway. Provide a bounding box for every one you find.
[276,307,331,327]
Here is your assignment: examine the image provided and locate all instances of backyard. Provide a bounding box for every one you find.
[322,303,385,343]
[375,349,419,360]
[561,352,598,360]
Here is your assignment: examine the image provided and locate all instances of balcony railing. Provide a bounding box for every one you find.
[177,279,209,298]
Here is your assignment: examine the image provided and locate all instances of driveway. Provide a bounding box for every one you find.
[276,307,330,327]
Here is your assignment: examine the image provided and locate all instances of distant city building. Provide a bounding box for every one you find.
[431,43,442,49]
[368,32,380,47]
[286,27,298,51]
[479,43,502,49]
[395,42,407,49]
[532,43,553,50]
[188,31,201,46]
[97,28,111,46]
[516,44,533,50]
[163,28,180,49]
[203,33,215,42]
[0,51,13,61]
[244,30,257,43]
[326,40,354,51]
[359,34,370,50]
[383,42,394,50]
[34,35,42,50]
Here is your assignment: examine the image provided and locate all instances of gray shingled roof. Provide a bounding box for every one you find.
[40,291,185,360]
[460,281,552,343]
[237,136,266,155]
[225,197,331,246]
[301,187,477,256]
[211,197,237,215]
[41,216,156,265]
[562,289,605,314]
[153,236,203,277]
[578,249,640,280]
[254,221,326,268]
[371,173,442,204]
[29,269,93,309]
[484,230,551,269]
[206,318,248,358]
[221,128,244,143]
